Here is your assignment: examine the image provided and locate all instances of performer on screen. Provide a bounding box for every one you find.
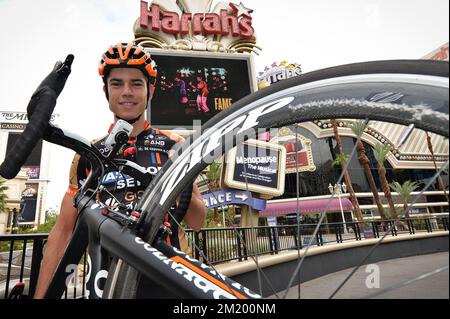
[174,76,188,105]
[190,76,210,113]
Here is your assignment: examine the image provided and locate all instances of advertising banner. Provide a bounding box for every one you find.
[224,139,286,196]
[18,184,38,224]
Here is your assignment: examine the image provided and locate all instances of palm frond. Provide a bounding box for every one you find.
[205,161,222,182]
[373,143,391,164]
[348,120,368,137]
[389,180,420,201]
[332,153,349,167]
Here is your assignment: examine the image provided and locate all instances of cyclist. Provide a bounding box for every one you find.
[33,42,206,298]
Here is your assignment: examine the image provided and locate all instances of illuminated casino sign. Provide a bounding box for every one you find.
[257,61,302,88]
[140,1,255,38]
[1,111,58,131]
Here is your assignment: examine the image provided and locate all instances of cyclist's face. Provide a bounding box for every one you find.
[106,68,148,121]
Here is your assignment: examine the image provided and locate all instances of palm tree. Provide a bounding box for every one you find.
[373,143,397,219]
[0,178,8,214]
[205,161,222,225]
[332,153,349,168]
[330,119,363,222]
[425,131,450,207]
[349,121,388,221]
[389,180,420,218]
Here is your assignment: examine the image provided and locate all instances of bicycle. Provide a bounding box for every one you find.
[0,55,448,299]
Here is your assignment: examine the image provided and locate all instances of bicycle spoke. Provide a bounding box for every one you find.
[329,159,449,298]
[239,142,264,297]
[282,118,370,299]
[162,203,249,299]
[197,170,282,298]
[294,124,301,299]
[163,167,281,298]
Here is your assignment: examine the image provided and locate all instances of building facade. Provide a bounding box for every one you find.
[0,111,56,233]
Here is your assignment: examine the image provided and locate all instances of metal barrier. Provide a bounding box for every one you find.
[184,216,450,264]
[0,215,448,299]
[0,234,88,299]
[0,234,46,299]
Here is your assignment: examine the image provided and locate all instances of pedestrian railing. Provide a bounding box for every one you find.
[184,215,449,265]
[0,234,89,299]
[0,234,46,299]
[0,215,448,299]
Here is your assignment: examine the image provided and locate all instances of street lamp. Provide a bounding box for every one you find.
[328,182,348,234]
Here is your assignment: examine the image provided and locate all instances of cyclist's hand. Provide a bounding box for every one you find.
[27,54,74,118]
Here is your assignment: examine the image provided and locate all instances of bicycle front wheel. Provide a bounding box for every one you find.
[110,59,449,299]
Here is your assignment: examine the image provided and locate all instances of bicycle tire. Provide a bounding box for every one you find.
[107,59,449,299]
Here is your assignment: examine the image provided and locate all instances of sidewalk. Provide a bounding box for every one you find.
[272,251,449,299]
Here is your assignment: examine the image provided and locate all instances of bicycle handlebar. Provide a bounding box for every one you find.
[0,55,74,179]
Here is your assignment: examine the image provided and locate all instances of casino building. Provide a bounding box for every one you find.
[0,112,57,234]
[257,43,449,224]
[259,120,449,224]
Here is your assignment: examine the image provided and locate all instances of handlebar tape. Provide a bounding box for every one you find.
[0,55,74,179]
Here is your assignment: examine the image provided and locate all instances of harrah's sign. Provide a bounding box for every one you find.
[140,1,255,38]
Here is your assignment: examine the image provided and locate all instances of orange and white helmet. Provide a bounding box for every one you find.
[99,42,157,86]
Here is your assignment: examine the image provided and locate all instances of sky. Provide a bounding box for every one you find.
[0,0,448,211]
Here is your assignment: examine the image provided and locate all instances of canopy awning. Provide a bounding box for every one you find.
[259,197,353,217]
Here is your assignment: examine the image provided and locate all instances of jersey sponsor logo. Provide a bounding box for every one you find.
[101,171,131,185]
[149,139,166,146]
[138,145,170,154]
[124,190,145,202]
[101,166,162,187]
[96,141,111,155]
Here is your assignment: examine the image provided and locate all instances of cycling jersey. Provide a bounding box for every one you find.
[66,121,187,248]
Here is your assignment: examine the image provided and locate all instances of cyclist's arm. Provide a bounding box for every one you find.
[34,154,83,299]
[163,132,206,231]
[182,183,206,231]
[33,192,78,298]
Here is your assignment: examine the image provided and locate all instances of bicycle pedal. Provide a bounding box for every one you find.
[8,282,25,299]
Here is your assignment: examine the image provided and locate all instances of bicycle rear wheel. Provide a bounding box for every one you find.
[106,59,449,299]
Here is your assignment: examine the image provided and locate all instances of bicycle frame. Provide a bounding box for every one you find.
[44,195,261,299]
